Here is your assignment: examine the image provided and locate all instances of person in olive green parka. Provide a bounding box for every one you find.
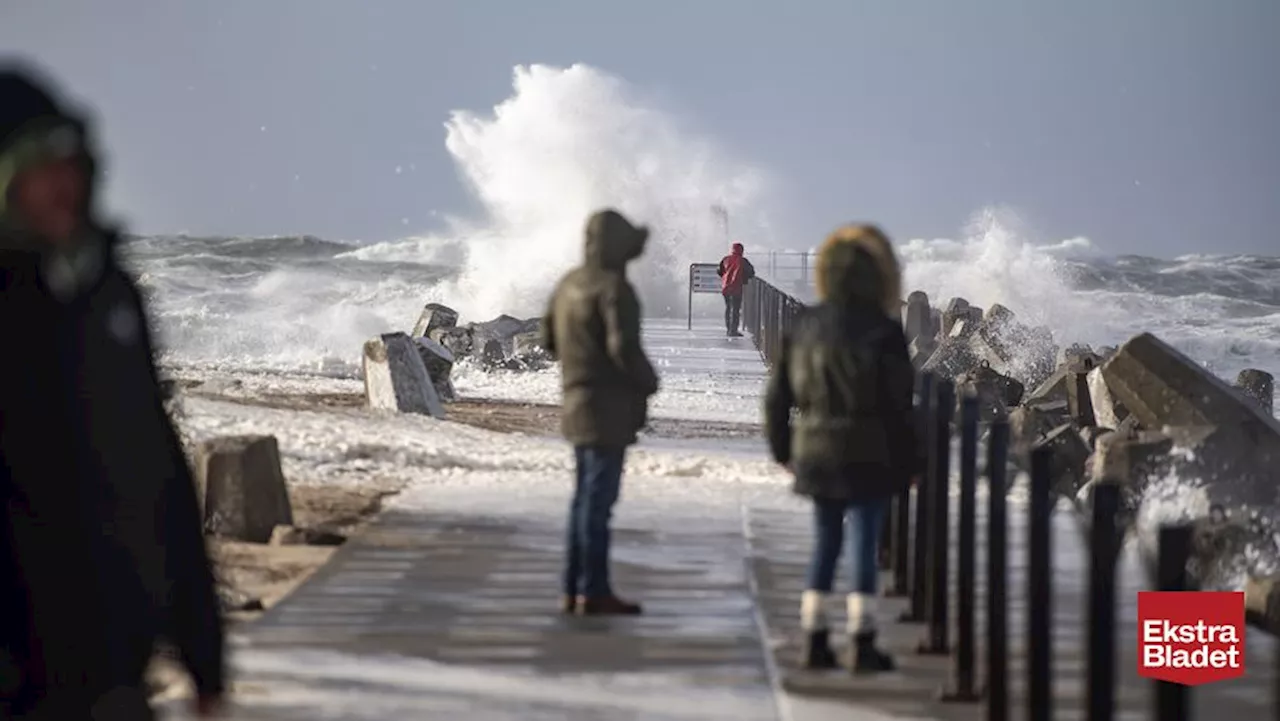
[764,223,921,673]
[541,209,659,616]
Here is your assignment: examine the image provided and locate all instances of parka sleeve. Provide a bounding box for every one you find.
[160,416,227,697]
[878,325,922,478]
[136,290,226,697]
[539,285,558,361]
[601,279,659,396]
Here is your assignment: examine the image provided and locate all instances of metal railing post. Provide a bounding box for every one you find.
[942,393,980,701]
[985,420,1010,721]
[919,378,955,654]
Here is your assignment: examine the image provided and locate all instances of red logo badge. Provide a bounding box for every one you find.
[1137,591,1245,685]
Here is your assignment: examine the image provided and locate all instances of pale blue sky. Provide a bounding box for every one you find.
[3,0,1277,256]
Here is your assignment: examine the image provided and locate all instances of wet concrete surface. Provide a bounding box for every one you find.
[174,509,778,720]
[748,497,1279,721]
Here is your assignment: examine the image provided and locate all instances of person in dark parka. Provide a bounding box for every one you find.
[0,64,225,719]
[763,223,920,673]
[541,209,659,617]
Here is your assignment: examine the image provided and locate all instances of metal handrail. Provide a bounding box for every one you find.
[742,277,807,368]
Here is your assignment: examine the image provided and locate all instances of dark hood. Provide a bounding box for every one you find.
[0,64,101,253]
[584,209,649,271]
[730,242,744,256]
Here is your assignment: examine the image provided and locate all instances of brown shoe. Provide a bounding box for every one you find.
[560,595,578,614]
[576,594,643,616]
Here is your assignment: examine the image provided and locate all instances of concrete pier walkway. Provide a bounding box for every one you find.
[157,320,1278,720]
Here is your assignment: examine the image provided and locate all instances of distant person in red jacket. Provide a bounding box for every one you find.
[717,242,756,337]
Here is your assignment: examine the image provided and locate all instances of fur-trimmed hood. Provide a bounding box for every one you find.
[814,223,902,318]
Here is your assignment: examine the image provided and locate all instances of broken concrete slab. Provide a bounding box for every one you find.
[194,435,294,544]
[363,332,446,419]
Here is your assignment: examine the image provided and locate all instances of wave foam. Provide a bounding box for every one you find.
[349,64,772,322]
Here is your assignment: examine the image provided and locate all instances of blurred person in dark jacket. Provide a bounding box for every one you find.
[763,224,920,673]
[0,63,225,719]
[541,209,659,617]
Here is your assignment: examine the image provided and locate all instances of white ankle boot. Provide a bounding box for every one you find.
[798,590,837,669]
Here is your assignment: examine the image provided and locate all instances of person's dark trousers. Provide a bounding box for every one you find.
[806,497,887,594]
[723,292,744,335]
[562,446,626,599]
[6,685,156,721]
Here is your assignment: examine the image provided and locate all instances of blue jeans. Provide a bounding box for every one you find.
[805,497,888,594]
[563,446,625,598]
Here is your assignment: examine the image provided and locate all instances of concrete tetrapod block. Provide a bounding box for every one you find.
[1100,333,1280,431]
[429,326,474,360]
[920,333,978,380]
[363,332,446,419]
[941,297,971,337]
[1026,366,1071,407]
[1065,371,1096,427]
[1086,366,1130,430]
[1087,430,1175,489]
[504,330,552,371]
[1077,431,1175,523]
[1033,423,1093,499]
[469,314,539,355]
[1099,333,1280,509]
[413,335,456,402]
[194,435,294,543]
[908,335,938,369]
[957,362,1024,422]
[1008,401,1069,473]
[1028,365,1098,417]
[1236,368,1274,416]
[903,291,934,344]
[1127,507,1280,592]
[1245,575,1280,633]
[1187,515,1280,592]
[1058,343,1105,371]
[511,329,546,359]
[411,302,459,338]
